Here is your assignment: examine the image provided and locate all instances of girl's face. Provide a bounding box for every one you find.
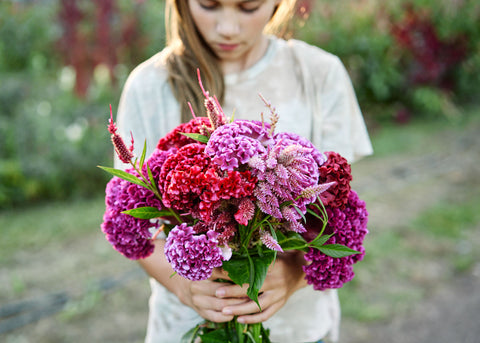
[188,0,281,73]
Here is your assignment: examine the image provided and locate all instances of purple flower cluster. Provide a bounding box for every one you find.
[101,149,171,260]
[205,120,273,171]
[303,190,369,290]
[101,172,163,259]
[164,223,224,281]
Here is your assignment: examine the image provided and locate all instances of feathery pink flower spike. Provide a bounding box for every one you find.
[108,105,134,163]
[197,69,225,130]
[260,230,283,252]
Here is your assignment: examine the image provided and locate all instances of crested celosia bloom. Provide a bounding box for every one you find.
[303,190,368,290]
[101,173,163,259]
[205,120,273,171]
[318,151,353,209]
[156,117,212,151]
[159,143,257,223]
[101,146,172,259]
[164,223,224,281]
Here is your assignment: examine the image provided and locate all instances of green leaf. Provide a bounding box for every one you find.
[309,233,334,249]
[180,132,209,143]
[180,324,201,343]
[276,231,308,251]
[139,140,147,170]
[121,206,172,219]
[199,329,229,342]
[222,251,275,308]
[318,244,361,258]
[98,166,148,188]
[293,205,306,223]
[146,163,159,195]
[306,207,326,222]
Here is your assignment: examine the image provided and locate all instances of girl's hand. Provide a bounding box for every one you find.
[176,267,250,323]
[138,240,247,323]
[215,251,309,324]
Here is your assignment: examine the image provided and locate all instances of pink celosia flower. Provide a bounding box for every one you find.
[205,120,273,171]
[260,230,283,252]
[234,198,256,226]
[164,223,224,281]
[250,138,321,231]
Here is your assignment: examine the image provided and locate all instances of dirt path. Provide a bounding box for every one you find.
[341,119,480,343]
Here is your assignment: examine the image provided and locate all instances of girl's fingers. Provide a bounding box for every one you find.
[215,282,249,298]
[192,294,250,312]
[221,290,280,316]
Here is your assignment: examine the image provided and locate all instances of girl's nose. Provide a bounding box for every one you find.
[216,10,240,37]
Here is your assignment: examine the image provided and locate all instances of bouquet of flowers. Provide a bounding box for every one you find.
[100,72,368,342]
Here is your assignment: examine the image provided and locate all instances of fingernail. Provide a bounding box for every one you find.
[216,289,225,297]
[223,308,232,315]
[237,317,245,323]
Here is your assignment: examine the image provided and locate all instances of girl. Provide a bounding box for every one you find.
[115,0,373,342]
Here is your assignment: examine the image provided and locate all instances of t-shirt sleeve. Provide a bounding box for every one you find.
[312,55,373,163]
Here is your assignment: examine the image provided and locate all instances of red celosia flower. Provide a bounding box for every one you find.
[318,151,352,209]
[156,117,211,151]
[159,143,257,223]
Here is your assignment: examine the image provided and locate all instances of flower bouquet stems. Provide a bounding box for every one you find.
[182,319,270,343]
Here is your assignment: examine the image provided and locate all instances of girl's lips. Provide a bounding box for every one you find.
[217,43,239,51]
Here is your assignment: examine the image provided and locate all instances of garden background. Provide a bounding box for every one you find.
[1,0,479,342]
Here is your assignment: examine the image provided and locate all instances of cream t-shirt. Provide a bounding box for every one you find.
[116,36,373,343]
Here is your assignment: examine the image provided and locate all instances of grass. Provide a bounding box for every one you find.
[0,196,105,264]
[339,170,480,322]
[369,105,480,157]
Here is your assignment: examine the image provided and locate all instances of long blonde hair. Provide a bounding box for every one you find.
[165,0,297,122]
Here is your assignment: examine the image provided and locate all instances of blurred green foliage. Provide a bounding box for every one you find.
[0,1,166,208]
[296,0,480,122]
[1,0,479,207]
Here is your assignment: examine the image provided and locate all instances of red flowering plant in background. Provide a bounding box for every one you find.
[99,71,368,343]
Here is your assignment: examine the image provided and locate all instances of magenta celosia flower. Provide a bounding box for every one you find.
[205,120,273,171]
[303,190,368,290]
[101,148,171,259]
[101,173,164,259]
[164,223,224,281]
